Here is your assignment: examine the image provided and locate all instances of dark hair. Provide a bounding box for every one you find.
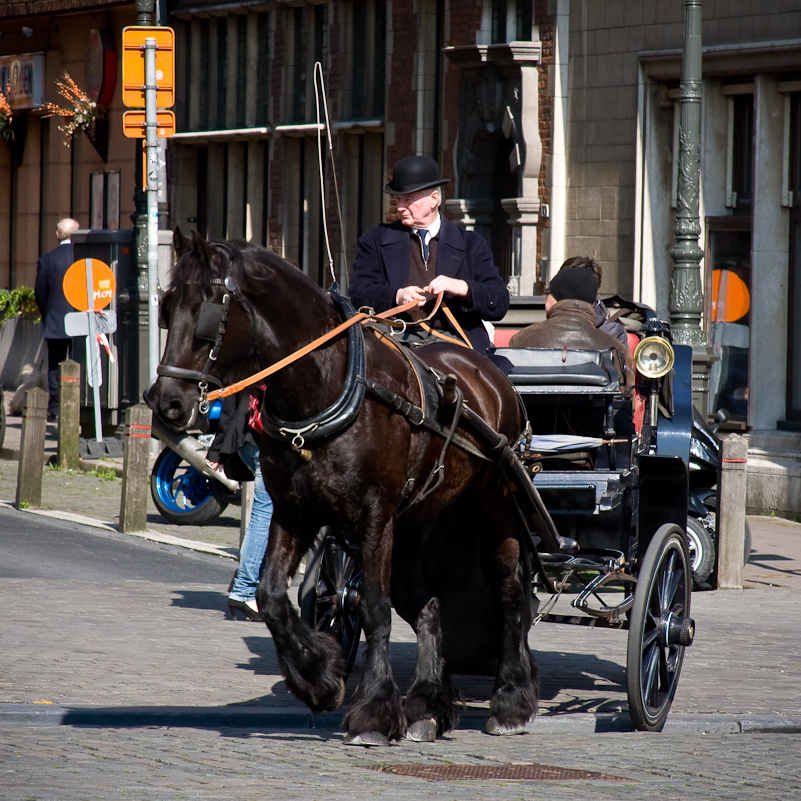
[559,256,602,287]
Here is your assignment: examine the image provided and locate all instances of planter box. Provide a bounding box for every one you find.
[0,315,45,388]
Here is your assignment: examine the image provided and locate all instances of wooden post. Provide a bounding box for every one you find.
[16,387,48,508]
[717,434,748,589]
[58,359,81,471]
[119,404,153,533]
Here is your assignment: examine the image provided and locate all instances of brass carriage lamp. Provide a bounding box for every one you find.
[634,320,676,430]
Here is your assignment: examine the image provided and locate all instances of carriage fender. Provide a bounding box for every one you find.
[637,453,688,556]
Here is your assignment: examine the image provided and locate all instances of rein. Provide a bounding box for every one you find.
[204,290,466,403]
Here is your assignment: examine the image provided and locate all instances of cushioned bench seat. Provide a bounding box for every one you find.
[493,347,622,395]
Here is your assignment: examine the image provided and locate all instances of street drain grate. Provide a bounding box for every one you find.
[372,763,632,782]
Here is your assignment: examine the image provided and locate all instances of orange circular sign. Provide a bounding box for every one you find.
[63,259,116,311]
[711,269,750,323]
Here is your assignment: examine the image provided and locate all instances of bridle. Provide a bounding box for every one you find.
[156,260,255,413]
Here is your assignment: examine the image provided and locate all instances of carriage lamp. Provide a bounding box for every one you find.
[633,335,675,379]
[634,330,676,432]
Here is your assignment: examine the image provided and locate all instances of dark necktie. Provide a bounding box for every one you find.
[415,229,430,261]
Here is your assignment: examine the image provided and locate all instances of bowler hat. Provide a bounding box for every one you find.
[383,156,451,195]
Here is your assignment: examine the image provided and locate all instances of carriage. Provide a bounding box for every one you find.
[298,315,697,733]
[149,231,696,744]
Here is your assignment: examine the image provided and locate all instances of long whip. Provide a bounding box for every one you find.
[314,61,346,284]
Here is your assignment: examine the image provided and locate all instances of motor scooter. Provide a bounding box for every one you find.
[149,401,241,526]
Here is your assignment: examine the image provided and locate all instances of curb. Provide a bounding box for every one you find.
[1,704,799,734]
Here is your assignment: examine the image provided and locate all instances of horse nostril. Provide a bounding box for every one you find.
[163,399,185,421]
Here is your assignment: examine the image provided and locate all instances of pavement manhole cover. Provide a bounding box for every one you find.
[371,763,632,782]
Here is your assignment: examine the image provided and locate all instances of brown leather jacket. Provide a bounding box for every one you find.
[508,299,634,388]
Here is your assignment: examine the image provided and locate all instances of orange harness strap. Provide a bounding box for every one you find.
[205,294,464,402]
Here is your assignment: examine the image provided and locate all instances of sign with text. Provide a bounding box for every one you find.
[121,26,175,109]
[0,53,45,109]
[63,258,116,312]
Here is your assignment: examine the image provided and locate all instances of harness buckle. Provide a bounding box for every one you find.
[198,382,210,415]
[408,405,425,425]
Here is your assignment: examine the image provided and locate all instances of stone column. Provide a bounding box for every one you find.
[501,197,540,296]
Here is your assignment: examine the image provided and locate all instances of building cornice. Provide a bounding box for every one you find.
[0,0,127,20]
[641,38,801,81]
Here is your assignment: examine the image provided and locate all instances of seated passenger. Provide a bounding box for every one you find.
[556,256,629,348]
[508,267,634,388]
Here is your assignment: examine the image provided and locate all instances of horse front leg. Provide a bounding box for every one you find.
[341,519,406,746]
[487,535,540,736]
[257,521,346,713]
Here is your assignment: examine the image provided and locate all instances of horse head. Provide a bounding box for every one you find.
[146,229,340,430]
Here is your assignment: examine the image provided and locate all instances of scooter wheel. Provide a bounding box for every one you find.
[150,448,229,526]
[686,516,715,589]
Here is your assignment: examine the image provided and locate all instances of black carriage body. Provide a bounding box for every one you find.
[496,344,692,565]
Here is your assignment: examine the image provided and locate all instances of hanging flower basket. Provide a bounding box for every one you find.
[42,72,107,159]
[0,93,13,144]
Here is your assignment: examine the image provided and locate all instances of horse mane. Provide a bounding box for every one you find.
[170,231,329,309]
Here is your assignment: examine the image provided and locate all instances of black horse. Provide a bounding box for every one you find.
[147,230,540,745]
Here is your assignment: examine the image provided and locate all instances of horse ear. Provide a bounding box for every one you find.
[190,229,215,270]
[173,227,189,256]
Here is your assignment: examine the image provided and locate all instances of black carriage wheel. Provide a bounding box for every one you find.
[627,523,694,732]
[686,517,715,589]
[298,529,363,680]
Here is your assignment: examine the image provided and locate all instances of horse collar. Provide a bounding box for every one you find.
[258,291,367,455]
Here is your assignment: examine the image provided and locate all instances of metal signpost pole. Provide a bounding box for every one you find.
[83,259,104,443]
[144,37,160,386]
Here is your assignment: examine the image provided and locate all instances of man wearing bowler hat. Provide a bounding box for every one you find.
[348,155,509,354]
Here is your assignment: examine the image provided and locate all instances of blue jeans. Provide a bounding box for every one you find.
[228,444,274,603]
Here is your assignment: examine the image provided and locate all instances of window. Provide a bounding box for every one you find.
[726,92,754,213]
[491,0,533,43]
[351,0,386,120]
[785,93,801,421]
[706,217,752,424]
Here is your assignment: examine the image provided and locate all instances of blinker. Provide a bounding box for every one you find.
[196,295,229,341]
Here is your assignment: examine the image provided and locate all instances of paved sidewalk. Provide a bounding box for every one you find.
[1,405,801,734]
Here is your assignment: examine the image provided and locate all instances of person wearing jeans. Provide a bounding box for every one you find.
[226,442,273,621]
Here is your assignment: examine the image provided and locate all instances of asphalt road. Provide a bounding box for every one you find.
[0,505,235,584]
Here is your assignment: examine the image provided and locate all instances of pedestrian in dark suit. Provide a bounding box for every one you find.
[34,218,80,420]
[348,156,509,354]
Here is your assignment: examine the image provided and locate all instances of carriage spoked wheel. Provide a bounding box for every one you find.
[626,523,695,732]
[298,528,363,679]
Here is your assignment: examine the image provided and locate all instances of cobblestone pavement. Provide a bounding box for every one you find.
[1,727,799,800]
[2,406,801,799]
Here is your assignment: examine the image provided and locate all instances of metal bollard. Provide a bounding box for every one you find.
[717,434,748,589]
[16,387,48,509]
[58,359,81,471]
[119,404,153,533]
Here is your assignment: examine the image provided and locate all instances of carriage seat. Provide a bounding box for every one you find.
[493,347,622,395]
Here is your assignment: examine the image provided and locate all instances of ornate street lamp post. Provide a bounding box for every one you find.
[669,0,715,411]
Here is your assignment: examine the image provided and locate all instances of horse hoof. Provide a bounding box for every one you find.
[405,718,437,743]
[485,715,530,736]
[343,731,391,747]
